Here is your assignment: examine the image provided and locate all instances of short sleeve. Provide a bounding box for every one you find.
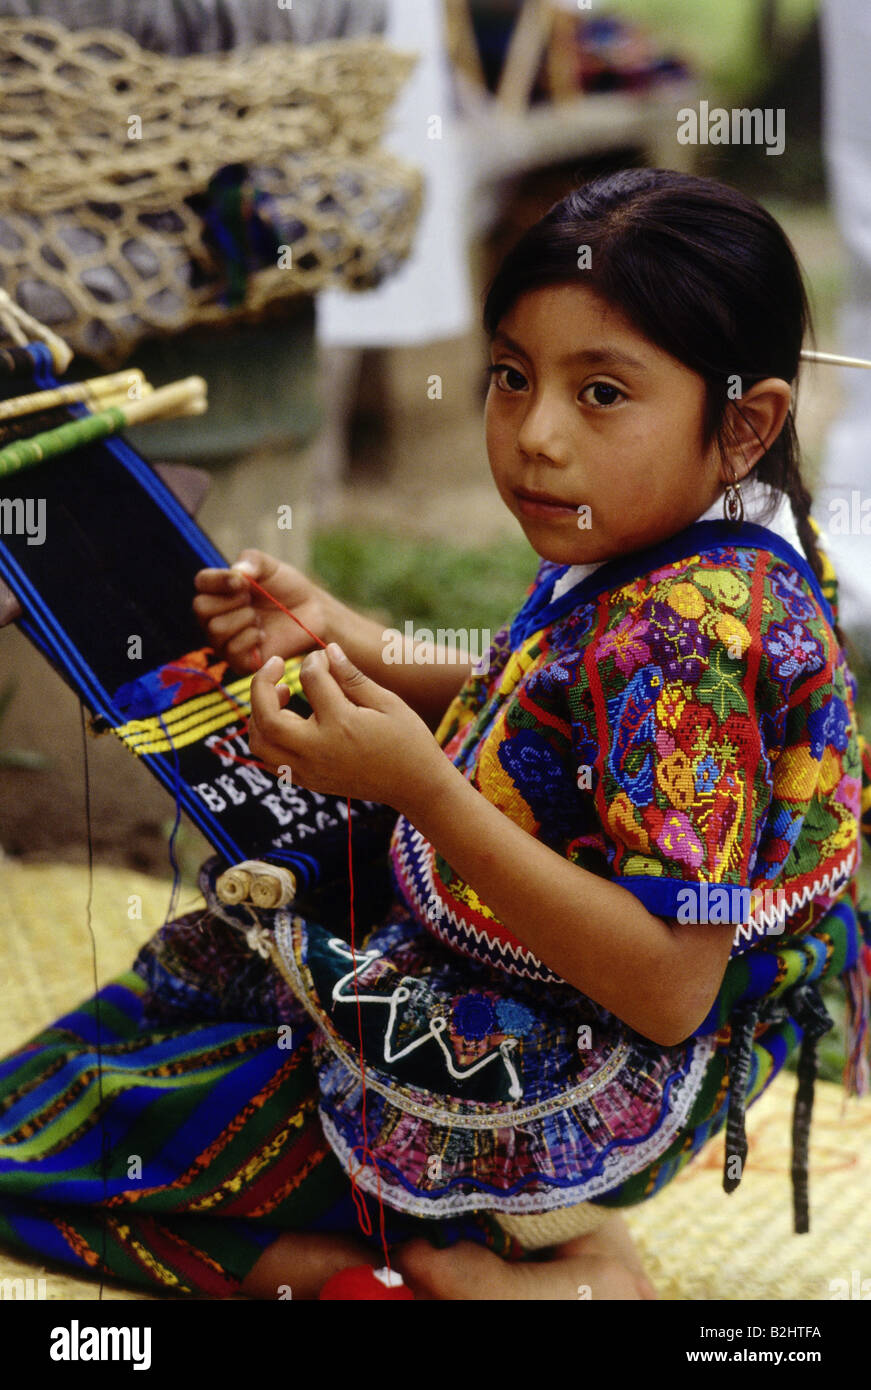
[576,550,840,935]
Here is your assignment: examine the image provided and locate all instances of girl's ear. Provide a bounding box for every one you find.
[720,378,793,480]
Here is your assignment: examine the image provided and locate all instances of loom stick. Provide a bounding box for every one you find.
[0,288,73,374]
[0,370,150,422]
[800,349,871,370]
[0,377,207,478]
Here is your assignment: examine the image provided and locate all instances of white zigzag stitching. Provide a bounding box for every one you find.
[732,848,857,944]
[394,820,562,983]
[327,938,524,1100]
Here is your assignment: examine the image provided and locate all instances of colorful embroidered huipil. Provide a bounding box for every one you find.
[274,516,871,1232]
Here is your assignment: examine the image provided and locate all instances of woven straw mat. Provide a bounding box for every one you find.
[1,860,868,1301]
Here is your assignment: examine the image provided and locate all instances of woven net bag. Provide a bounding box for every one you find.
[0,18,424,364]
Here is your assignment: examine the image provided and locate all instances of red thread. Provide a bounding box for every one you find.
[243,572,328,650]
[170,578,394,1270]
[233,573,394,1273]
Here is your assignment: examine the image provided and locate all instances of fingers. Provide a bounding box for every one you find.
[225,623,264,669]
[248,656,307,770]
[231,549,282,585]
[314,642,392,711]
[0,578,23,627]
[193,547,280,611]
[297,647,345,719]
[192,567,251,599]
[192,591,264,669]
[192,574,253,643]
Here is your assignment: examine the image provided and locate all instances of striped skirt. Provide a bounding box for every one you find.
[0,905,522,1298]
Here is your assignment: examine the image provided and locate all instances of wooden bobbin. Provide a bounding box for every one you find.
[249,867,296,910]
[215,866,253,904]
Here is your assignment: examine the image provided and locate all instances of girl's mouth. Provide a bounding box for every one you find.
[515,489,581,518]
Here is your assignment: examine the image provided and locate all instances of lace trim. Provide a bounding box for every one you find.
[318,1031,716,1218]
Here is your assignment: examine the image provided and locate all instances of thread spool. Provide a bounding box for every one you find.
[250,867,296,910]
[215,866,253,904]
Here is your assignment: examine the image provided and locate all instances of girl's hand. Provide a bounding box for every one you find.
[192,549,330,673]
[248,645,445,812]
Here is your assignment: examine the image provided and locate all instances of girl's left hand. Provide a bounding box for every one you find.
[248,644,445,812]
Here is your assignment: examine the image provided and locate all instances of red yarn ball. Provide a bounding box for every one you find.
[318,1265,415,1300]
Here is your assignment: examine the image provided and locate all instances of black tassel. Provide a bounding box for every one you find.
[787,982,835,1234]
[723,1003,761,1195]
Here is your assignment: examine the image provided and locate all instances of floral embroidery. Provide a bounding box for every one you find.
[420,538,860,974]
[656,681,690,731]
[694,753,721,794]
[656,750,696,810]
[667,581,707,620]
[452,994,497,1041]
[771,564,816,619]
[596,613,652,676]
[764,621,825,683]
[695,569,750,609]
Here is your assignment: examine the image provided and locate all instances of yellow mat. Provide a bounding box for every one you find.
[1,859,869,1301]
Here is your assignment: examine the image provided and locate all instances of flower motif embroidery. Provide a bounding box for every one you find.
[656,681,690,731]
[451,993,497,1040]
[646,601,709,683]
[596,613,652,676]
[695,569,750,609]
[694,753,721,794]
[764,621,824,683]
[771,565,815,620]
[667,582,707,620]
[715,613,751,657]
[551,604,597,647]
[494,998,537,1036]
[607,791,651,852]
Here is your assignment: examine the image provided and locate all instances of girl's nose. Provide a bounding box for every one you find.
[515,393,571,465]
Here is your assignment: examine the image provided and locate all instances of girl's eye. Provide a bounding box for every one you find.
[486,363,527,392]
[580,381,624,407]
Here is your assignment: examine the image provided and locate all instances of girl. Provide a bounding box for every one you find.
[1,168,869,1301]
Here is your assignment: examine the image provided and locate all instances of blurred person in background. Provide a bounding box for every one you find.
[816,0,871,659]
[311,0,475,516]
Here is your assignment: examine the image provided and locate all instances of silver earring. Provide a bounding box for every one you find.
[723,475,744,523]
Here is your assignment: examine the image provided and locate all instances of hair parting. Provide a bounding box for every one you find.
[482,168,842,640]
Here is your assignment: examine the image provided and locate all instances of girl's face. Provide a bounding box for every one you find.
[485,283,725,566]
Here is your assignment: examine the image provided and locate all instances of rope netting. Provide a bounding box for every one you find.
[0,18,424,364]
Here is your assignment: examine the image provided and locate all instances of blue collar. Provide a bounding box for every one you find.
[509,520,834,648]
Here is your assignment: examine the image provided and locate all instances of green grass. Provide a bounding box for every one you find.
[605,0,818,103]
[311,526,539,633]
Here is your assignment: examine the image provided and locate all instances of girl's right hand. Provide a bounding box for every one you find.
[192,548,330,673]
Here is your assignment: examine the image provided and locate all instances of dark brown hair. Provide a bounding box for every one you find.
[483,168,829,594]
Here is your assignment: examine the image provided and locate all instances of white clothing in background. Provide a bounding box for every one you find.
[315,0,474,347]
[816,0,871,641]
